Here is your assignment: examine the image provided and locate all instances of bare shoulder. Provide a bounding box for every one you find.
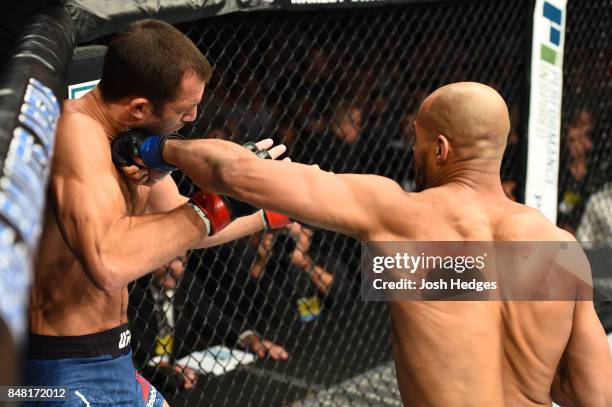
[338,173,407,205]
[337,174,410,239]
[51,108,129,214]
[341,173,404,191]
[54,111,112,174]
[57,109,105,137]
[497,202,573,241]
[359,176,432,239]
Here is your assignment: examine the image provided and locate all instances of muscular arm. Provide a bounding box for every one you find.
[551,300,612,406]
[163,139,405,240]
[52,114,208,293]
[145,176,266,249]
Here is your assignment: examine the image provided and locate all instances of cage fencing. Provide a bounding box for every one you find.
[127,1,534,406]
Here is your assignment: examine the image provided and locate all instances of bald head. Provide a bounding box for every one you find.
[416,82,510,161]
[411,82,511,191]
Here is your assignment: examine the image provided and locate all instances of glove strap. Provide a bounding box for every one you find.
[187,201,212,236]
[262,210,291,231]
[191,191,232,235]
[242,141,271,159]
[140,134,183,172]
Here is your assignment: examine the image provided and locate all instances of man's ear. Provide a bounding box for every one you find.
[435,134,450,164]
[128,97,153,121]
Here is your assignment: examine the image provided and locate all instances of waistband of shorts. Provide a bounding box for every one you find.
[27,324,131,359]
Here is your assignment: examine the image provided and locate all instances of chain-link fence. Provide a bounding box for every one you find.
[129,1,533,406]
[560,0,612,356]
[558,0,611,245]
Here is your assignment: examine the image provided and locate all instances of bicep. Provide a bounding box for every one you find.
[235,160,403,239]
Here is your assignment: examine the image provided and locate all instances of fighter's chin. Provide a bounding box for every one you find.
[140,123,183,135]
[139,124,163,135]
[164,125,184,135]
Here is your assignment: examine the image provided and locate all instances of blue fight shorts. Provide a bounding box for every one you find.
[24,324,165,406]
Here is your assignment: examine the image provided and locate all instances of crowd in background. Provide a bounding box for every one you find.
[126,7,612,400]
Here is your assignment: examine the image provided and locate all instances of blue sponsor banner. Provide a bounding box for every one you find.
[0,80,58,250]
[0,222,30,341]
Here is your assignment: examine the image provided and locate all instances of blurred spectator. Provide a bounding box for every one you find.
[395,110,417,191]
[576,183,612,345]
[188,67,276,143]
[325,103,365,172]
[557,108,596,235]
[576,183,612,248]
[291,101,364,172]
[401,111,417,148]
[129,254,288,395]
[195,223,354,349]
[331,104,362,146]
[228,72,278,140]
[252,224,333,295]
[195,241,274,340]
[248,225,327,324]
[248,222,350,325]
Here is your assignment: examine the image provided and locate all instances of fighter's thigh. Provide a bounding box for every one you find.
[135,371,166,407]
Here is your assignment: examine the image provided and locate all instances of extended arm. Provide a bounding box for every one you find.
[144,175,268,249]
[162,138,405,240]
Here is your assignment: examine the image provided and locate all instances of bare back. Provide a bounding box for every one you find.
[373,186,590,406]
[30,99,150,336]
[186,81,611,406]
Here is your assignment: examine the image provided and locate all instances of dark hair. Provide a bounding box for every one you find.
[99,19,212,112]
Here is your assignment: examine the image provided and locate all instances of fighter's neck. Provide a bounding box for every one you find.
[434,167,504,194]
[81,88,129,139]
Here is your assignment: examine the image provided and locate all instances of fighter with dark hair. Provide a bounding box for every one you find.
[27,19,288,406]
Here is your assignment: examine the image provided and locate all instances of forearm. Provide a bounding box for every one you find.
[89,204,207,291]
[192,211,264,249]
[162,138,371,239]
[164,139,318,224]
[163,138,252,195]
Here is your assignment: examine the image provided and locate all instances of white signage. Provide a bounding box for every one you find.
[525,0,567,223]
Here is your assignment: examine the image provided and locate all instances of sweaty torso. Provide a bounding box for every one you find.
[29,99,150,336]
[373,187,574,406]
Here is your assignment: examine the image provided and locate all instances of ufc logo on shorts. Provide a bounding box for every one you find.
[118,330,131,349]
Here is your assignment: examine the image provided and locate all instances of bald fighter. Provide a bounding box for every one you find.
[26,19,289,406]
[118,82,611,406]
